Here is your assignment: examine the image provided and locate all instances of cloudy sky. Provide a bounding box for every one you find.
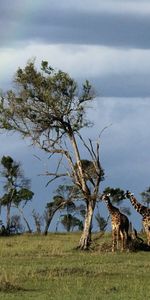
[0,0,150,230]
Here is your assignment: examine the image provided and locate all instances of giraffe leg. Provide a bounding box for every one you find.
[144,225,150,246]
[120,231,124,251]
[112,229,116,252]
[146,228,150,246]
[116,228,120,250]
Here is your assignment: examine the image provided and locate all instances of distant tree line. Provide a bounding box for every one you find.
[0,155,149,239]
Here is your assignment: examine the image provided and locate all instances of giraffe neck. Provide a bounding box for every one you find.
[106,199,118,216]
[130,196,148,216]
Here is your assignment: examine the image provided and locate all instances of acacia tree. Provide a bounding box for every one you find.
[60,214,83,232]
[0,60,104,249]
[44,184,83,235]
[0,156,34,232]
[10,215,24,233]
[44,194,71,235]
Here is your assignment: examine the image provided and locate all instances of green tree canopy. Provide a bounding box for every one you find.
[60,214,83,232]
[103,187,125,203]
[0,60,94,139]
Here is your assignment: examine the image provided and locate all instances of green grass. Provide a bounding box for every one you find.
[0,232,150,299]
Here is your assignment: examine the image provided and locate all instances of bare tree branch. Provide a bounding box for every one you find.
[45,173,69,186]
[98,123,112,139]
[77,132,96,161]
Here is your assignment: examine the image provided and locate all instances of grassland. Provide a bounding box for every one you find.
[0,232,150,299]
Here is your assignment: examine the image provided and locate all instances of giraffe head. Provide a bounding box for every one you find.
[124,190,134,199]
[101,193,111,202]
[125,190,149,217]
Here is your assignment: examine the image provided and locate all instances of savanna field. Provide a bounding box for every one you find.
[0,232,150,300]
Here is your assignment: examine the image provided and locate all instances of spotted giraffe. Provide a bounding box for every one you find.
[125,191,150,246]
[101,194,130,252]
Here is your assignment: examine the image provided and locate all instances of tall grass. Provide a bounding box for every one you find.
[0,232,150,299]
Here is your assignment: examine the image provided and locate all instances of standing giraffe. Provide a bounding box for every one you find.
[102,194,130,252]
[125,191,150,246]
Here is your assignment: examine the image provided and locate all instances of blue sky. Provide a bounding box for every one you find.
[0,0,150,231]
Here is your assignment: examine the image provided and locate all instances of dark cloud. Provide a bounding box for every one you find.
[92,74,150,97]
[1,1,150,49]
[86,97,150,200]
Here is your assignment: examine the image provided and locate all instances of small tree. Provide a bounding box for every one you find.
[0,60,104,249]
[141,187,150,208]
[61,214,83,232]
[32,210,43,233]
[0,156,34,232]
[44,195,72,235]
[44,184,81,235]
[95,212,109,232]
[10,214,24,234]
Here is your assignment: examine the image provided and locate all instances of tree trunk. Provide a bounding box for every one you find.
[6,203,11,230]
[44,210,56,235]
[44,201,67,235]
[78,200,95,250]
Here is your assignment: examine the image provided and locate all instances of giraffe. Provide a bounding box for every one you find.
[125,191,150,246]
[101,193,130,252]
